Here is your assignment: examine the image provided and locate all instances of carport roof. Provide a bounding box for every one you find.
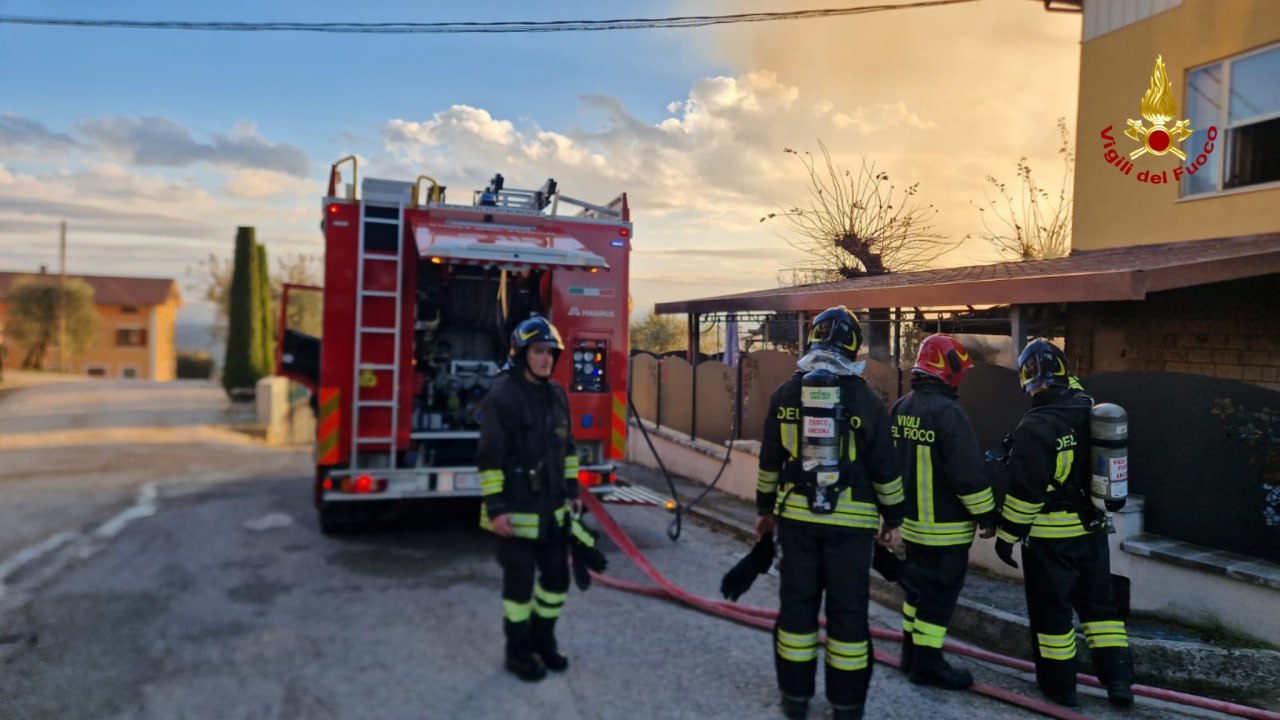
[654,233,1280,315]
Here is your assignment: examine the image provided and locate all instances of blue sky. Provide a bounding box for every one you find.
[0,1,1082,329]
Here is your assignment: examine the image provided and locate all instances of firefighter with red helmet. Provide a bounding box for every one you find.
[994,338,1133,707]
[755,306,904,720]
[477,315,581,682]
[889,334,994,690]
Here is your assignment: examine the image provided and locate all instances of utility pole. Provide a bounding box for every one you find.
[59,220,66,372]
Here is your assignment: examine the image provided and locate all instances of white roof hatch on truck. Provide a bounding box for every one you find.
[413,220,609,272]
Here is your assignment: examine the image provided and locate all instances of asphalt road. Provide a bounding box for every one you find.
[0,378,1224,719]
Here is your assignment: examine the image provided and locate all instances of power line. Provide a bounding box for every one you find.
[0,1,976,35]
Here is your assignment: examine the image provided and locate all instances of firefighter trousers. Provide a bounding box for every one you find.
[775,519,874,709]
[901,543,970,650]
[496,518,570,655]
[1022,531,1131,697]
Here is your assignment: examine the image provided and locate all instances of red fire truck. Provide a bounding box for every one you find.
[278,158,631,532]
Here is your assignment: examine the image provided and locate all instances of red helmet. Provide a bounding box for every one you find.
[912,334,973,389]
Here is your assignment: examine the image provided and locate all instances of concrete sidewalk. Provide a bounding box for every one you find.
[614,461,1280,712]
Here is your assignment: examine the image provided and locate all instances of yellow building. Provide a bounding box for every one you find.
[0,270,183,382]
[1073,0,1280,251]
[1062,0,1280,383]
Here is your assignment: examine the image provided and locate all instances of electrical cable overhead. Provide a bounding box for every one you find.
[0,1,977,35]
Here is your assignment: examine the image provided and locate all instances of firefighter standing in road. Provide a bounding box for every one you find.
[890,334,995,690]
[755,306,905,720]
[994,338,1134,708]
[477,316,581,683]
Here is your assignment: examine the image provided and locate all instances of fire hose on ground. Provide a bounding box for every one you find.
[579,490,1280,720]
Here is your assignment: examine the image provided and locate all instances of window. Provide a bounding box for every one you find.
[121,367,139,379]
[86,366,107,378]
[120,305,139,314]
[1183,43,1280,196]
[115,328,147,347]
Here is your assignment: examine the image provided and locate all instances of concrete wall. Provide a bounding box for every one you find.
[1066,275,1280,392]
[256,376,317,447]
[1074,0,1280,251]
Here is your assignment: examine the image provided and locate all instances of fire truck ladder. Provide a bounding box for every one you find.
[350,178,412,470]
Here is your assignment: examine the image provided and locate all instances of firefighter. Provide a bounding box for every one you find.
[477,315,581,683]
[755,306,905,720]
[890,334,995,690]
[994,338,1134,708]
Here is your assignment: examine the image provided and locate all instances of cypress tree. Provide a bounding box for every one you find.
[254,240,276,378]
[222,227,258,397]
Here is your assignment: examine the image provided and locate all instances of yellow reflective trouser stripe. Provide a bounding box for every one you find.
[564,455,580,480]
[480,469,504,496]
[503,599,533,623]
[758,469,779,495]
[1054,448,1074,485]
[874,476,904,506]
[1083,621,1129,649]
[913,619,948,649]
[916,445,934,523]
[778,491,880,530]
[959,487,996,515]
[1001,494,1042,525]
[776,629,819,663]
[781,423,798,456]
[508,513,540,539]
[1037,630,1077,661]
[902,602,917,634]
[533,581,567,618]
[1030,511,1089,539]
[995,527,1021,544]
[825,637,869,671]
[902,519,976,546]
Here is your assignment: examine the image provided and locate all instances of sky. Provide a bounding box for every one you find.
[0,0,1082,332]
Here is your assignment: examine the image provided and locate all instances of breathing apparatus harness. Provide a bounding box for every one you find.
[784,347,867,515]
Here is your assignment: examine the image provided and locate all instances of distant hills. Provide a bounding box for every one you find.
[176,322,224,358]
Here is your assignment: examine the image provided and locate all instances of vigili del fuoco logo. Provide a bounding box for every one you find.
[1099,55,1217,186]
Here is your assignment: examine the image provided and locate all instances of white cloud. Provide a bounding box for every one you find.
[75,116,311,176]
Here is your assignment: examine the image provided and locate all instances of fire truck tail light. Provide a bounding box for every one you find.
[618,228,630,237]
[578,470,602,486]
[328,204,340,214]
[339,475,386,494]
[323,478,334,491]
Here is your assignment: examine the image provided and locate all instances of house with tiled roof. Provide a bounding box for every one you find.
[0,268,183,381]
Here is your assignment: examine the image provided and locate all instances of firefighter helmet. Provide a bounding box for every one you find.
[913,333,973,389]
[1017,338,1070,395]
[806,306,863,362]
[510,315,564,366]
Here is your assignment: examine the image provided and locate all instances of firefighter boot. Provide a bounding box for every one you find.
[779,695,809,719]
[831,704,864,720]
[531,615,569,672]
[1094,646,1134,707]
[908,647,973,690]
[899,639,915,676]
[503,620,547,682]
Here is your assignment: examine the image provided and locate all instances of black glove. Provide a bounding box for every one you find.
[569,514,607,591]
[995,539,1019,569]
[720,533,775,601]
[872,543,905,583]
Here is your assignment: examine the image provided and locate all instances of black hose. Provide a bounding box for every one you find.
[625,386,735,542]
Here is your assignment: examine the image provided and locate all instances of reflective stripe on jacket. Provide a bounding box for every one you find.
[890,378,994,547]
